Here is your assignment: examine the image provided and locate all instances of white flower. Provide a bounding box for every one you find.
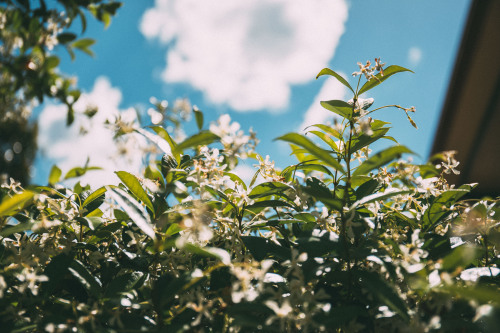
[374,57,386,76]
[254,154,283,182]
[440,150,460,175]
[174,98,191,114]
[415,176,439,197]
[147,108,163,124]
[231,183,254,207]
[15,267,48,295]
[352,61,375,80]
[209,114,257,164]
[265,300,293,319]
[1,177,23,194]
[0,11,6,30]
[347,97,374,111]
[358,117,373,136]
[0,275,6,298]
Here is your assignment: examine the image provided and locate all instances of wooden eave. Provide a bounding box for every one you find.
[431,0,500,198]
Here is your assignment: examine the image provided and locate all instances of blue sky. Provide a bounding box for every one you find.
[34,0,471,185]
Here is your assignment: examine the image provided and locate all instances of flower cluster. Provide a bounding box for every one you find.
[209,114,258,166]
[254,154,284,182]
[187,146,229,193]
[352,58,386,80]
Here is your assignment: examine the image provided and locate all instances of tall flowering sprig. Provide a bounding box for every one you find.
[352,57,386,80]
[187,146,230,194]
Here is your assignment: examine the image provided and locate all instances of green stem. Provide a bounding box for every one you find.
[362,104,407,118]
[483,233,489,267]
[340,98,357,297]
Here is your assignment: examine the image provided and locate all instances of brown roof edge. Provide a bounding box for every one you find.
[430,0,487,156]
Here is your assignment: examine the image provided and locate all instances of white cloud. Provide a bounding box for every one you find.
[408,47,422,66]
[37,77,147,187]
[298,75,347,132]
[140,0,348,112]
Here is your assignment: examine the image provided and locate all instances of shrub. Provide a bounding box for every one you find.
[1,60,499,332]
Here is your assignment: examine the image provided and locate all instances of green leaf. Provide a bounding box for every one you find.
[0,191,35,217]
[241,236,291,261]
[57,32,77,44]
[67,106,75,125]
[161,154,178,177]
[106,186,156,239]
[68,259,102,298]
[44,56,60,70]
[304,177,330,197]
[165,223,182,237]
[149,126,180,163]
[0,221,36,237]
[349,188,412,211]
[350,126,390,153]
[441,245,482,272]
[288,143,316,163]
[86,208,103,217]
[183,244,231,265]
[249,169,260,187]
[35,186,67,199]
[281,162,335,181]
[355,178,381,199]
[249,182,294,200]
[101,11,111,28]
[294,212,317,223]
[152,273,193,309]
[115,171,155,215]
[64,166,101,180]
[308,124,342,140]
[320,100,354,121]
[245,219,304,230]
[349,175,372,187]
[224,172,247,190]
[372,119,391,129]
[423,233,452,259]
[42,253,74,295]
[194,108,204,130]
[104,2,123,16]
[316,68,355,94]
[358,65,414,95]
[276,133,345,174]
[308,130,339,152]
[203,186,236,210]
[422,184,474,231]
[48,165,62,185]
[176,131,220,153]
[104,272,145,298]
[353,145,413,177]
[145,163,165,188]
[75,216,103,231]
[71,38,95,57]
[246,199,296,211]
[296,231,340,257]
[442,285,500,306]
[78,8,88,33]
[72,38,95,49]
[356,270,409,321]
[419,164,441,178]
[81,187,107,210]
[135,127,178,163]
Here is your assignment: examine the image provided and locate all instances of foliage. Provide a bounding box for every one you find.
[0,0,121,184]
[1,54,500,333]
